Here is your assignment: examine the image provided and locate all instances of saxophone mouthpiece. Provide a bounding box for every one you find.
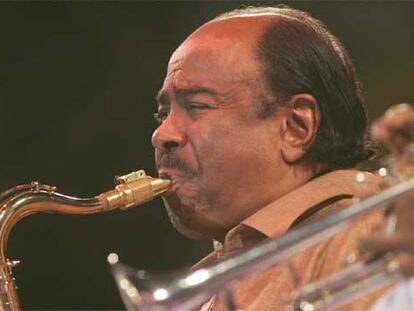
[150,178,171,197]
[97,170,171,211]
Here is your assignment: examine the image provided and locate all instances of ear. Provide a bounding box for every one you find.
[280,94,320,163]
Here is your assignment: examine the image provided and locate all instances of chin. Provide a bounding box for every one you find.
[173,220,210,240]
[162,196,216,240]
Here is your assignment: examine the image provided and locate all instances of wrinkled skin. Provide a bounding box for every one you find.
[359,103,414,276]
[151,16,318,240]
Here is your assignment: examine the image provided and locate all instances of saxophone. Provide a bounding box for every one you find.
[0,170,170,311]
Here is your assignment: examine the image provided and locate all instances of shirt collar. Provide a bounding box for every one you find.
[216,170,379,255]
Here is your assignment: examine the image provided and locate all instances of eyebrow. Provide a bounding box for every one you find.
[175,86,218,98]
[155,86,218,107]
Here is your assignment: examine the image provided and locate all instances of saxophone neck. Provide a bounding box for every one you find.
[98,170,170,211]
[0,169,170,311]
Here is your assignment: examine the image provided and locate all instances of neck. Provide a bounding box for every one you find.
[216,161,320,241]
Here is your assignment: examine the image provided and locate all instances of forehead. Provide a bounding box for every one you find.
[163,16,274,91]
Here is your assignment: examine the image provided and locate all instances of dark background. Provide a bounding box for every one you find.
[0,1,412,309]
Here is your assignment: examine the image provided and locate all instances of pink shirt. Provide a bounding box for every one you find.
[195,170,389,311]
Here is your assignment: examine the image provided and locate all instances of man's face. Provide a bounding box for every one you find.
[152,18,287,239]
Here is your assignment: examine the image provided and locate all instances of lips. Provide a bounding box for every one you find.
[158,168,187,195]
[158,168,186,181]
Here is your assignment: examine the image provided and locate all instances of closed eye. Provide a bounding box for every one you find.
[186,102,212,110]
[184,102,215,118]
[153,102,215,124]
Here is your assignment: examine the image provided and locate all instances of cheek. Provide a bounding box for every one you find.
[191,122,238,171]
[191,125,250,196]
[197,122,280,182]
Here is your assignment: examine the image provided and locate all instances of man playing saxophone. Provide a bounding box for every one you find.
[152,6,388,310]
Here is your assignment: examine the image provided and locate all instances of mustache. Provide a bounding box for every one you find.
[156,154,196,175]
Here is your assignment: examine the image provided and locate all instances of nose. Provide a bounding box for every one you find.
[152,115,187,153]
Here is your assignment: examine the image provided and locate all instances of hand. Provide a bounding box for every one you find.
[371,103,414,156]
[359,103,414,277]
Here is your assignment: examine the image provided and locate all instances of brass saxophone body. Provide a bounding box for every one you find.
[0,170,170,311]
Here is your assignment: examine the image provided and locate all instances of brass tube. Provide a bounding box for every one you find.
[0,170,169,311]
